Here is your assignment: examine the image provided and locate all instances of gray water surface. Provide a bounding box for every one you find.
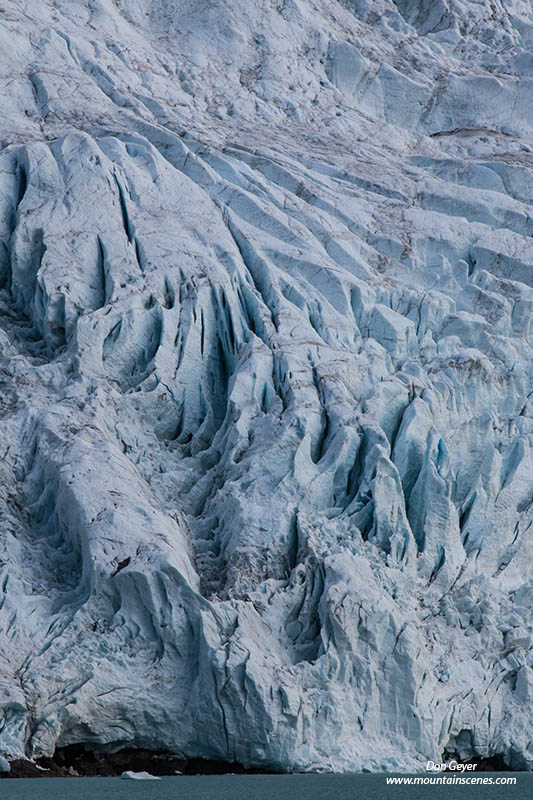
[0,774,530,800]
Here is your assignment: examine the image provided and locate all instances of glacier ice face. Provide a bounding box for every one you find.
[0,0,532,773]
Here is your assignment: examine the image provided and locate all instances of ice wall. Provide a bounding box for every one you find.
[0,0,531,771]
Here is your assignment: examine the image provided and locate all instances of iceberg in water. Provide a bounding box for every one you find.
[121,771,161,781]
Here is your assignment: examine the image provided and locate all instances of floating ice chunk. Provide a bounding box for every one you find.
[121,771,161,780]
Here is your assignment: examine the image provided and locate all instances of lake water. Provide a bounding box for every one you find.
[0,774,531,800]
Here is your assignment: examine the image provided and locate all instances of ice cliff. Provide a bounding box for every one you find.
[0,0,532,773]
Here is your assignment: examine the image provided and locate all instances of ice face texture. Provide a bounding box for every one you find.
[0,0,532,772]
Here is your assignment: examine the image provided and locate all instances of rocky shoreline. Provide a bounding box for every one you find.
[2,747,273,778]
[0,748,525,778]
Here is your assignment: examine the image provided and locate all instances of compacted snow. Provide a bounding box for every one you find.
[0,0,532,773]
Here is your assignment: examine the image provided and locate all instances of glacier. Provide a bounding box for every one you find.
[0,0,532,774]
